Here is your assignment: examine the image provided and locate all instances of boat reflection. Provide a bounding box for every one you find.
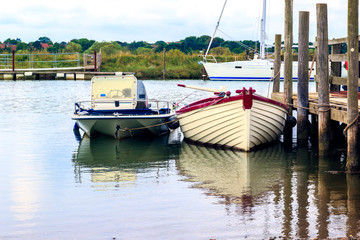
[177,142,289,205]
[178,143,360,239]
[72,135,180,189]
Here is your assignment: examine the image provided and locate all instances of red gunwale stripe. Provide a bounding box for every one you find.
[176,94,288,114]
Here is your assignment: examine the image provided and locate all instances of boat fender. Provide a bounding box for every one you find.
[73,122,82,141]
[167,116,180,130]
[286,115,297,128]
[114,125,121,138]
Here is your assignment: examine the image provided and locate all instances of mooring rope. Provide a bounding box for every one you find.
[120,97,227,133]
[120,117,179,132]
[308,52,317,81]
[287,100,360,138]
[267,70,281,98]
[343,113,359,138]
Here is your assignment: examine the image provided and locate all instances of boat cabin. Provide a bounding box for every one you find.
[91,75,148,110]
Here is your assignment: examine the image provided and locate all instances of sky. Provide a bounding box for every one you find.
[0,0,349,44]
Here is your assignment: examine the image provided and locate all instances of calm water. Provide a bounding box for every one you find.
[0,80,359,239]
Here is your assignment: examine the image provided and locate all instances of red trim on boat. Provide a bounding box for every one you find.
[176,89,288,114]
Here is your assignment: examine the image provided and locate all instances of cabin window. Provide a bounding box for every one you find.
[235,66,242,69]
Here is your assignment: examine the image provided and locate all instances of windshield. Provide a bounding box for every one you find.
[91,76,137,100]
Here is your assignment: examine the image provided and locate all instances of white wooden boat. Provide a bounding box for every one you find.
[72,74,178,139]
[176,84,288,151]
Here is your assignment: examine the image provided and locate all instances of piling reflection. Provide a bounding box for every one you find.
[177,143,360,239]
[72,135,180,190]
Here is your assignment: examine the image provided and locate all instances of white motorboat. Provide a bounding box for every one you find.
[176,84,289,151]
[72,74,178,139]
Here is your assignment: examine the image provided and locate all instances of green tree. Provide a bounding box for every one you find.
[38,37,52,44]
[86,41,122,55]
[128,41,150,52]
[4,38,18,45]
[70,38,95,52]
[65,42,82,53]
[154,41,167,53]
[15,42,29,51]
[136,47,153,55]
[31,41,43,50]
[165,42,182,51]
[209,46,232,55]
[47,42,66,53]
[101,42,122,55]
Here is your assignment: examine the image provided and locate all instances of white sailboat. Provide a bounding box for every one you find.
[201,0,315,81]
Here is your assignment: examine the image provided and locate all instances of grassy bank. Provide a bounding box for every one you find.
[101,49,246,80]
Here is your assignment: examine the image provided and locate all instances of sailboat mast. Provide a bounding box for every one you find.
[204,0,227,61]
[260,0,266,59]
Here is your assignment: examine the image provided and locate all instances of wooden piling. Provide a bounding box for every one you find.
[273,34,281,93]
[297,11,310,145]
[346,0,359,171]
[163,48,166,80]
[316,4,330,156]
[283,0,293,144]
[12,49,15,72]
[94,51,97,72]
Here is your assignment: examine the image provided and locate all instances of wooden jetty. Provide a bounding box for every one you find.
[271,0,360,171]
[0,71,121,81]
[0,50,105,80]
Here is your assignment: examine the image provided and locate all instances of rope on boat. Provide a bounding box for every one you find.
[120,118,179,132]
[121,97,227,133]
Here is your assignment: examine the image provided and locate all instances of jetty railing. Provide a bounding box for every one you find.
[74,99,172,115]
[0,53,81,70]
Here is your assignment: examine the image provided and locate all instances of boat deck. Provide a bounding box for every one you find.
[271,91,360,124]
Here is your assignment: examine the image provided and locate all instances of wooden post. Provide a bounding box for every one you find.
[94,51,97,72]
[273,34,281,93]
[315,37,319,92]
[316,4,330,156]
[330,44,342,92]
[12,49,15,80]
[284,0,293,144]
[12,49,15,72]
[297,11,310,145]
[163,48,166,80]
[346,0,359,171]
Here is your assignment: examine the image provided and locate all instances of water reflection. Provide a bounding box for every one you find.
[71,132,360,238]
[178,143,289,204]
[72,135,180,190]
[177,143,360,239]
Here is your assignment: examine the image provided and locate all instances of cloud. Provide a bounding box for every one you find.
[0,0,351,44]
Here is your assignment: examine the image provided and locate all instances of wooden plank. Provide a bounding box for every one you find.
[315,75,360,86]
[330,53,360,62]
[314,36,360,46]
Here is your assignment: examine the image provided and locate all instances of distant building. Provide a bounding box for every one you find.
[41,43,50,49]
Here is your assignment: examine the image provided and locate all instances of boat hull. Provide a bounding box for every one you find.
[73,114,173,139]
[202,60,316,81]
[176,96,288,151]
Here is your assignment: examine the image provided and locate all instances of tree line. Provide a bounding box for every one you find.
[1,36,261,56]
